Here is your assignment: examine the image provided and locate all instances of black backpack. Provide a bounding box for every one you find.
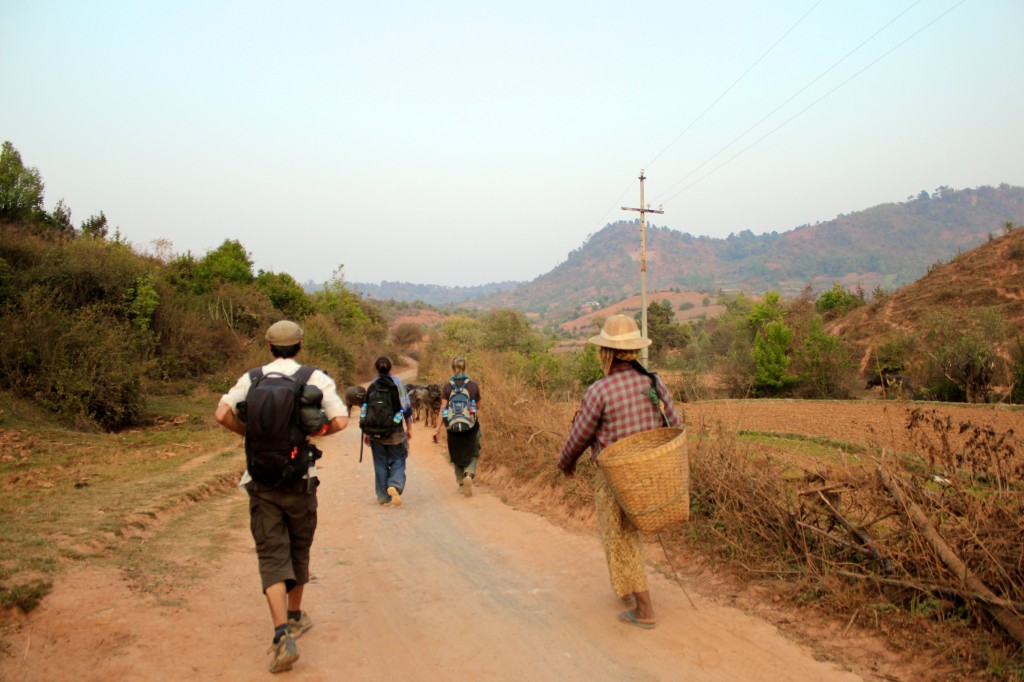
[360,375,401,439]
[241,365,320,487]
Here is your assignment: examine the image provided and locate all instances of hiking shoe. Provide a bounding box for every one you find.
[462,474,473,497]
[288,611,313,639]
[267,633,299,673]
[387,486,402,506]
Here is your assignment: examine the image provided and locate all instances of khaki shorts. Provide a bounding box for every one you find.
[246,479,318,592]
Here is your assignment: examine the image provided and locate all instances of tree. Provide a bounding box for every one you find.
[0,141,45,223]
[921,308,1003,403]
[816,282,862,317]
[752,320,796,393]
[255,270,313,319]
[391,322,424,350]
[747,291,784,329]
[796,317,851,398]
[80,211,109,239]
[480,308,538,353]
[645,300,690,362]
[48,199,75,237]
[192,239,253,293]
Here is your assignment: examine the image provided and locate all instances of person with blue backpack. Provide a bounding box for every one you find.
[433,356,482,497]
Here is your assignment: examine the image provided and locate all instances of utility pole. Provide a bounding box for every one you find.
[622,169,664,368]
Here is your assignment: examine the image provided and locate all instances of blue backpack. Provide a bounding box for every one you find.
[445,377,477,432]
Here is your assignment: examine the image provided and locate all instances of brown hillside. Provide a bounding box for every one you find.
[558,290,726,335]
[830,227,1024,372]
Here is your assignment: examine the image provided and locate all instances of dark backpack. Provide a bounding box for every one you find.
[241,365,319,487]
[445,377,477,432]
[360,375,401,439]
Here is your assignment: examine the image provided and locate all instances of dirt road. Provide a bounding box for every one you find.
[1,412,864,681]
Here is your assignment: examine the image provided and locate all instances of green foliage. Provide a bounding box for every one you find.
[0,141,45,224]
[311,265,385,339]
[45,198,75,237]
[752,320,796,393]
[920,308,1004,403]
[125,276,160,331]
[795,317,851,398]
[80,211,109,239]
[566,343,603,389]
[875,334,915,374]
[0,152,394,428]
[815,282,863,317]
[747,291,784,329]
[480,308,543,354]
[190,239,253,293]
[0,287,147,429]
[299,313,357,385]
[0,578,52,613]
[255,270,313,319]
[645,300,690,363]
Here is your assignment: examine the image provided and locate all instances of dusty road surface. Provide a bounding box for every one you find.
[1,412,864,681]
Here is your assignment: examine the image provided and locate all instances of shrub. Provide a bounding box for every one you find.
[0,287,146,429]
[255,270,314,319]
[391,321,424,350]
[816,282,862,318]
[300,313,357,384]
[752,320,796,394]
[795,317,852,398]
[1011,336,1024,405]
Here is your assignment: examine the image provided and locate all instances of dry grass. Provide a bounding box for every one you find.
[0,388,243,616]
[475,351,1024,681]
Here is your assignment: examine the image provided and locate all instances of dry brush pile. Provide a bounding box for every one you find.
[476,355,1024,678]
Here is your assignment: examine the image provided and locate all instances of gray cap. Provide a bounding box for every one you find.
[266,320,303,346]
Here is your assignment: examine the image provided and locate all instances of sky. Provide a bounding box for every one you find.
[2,1,1023,287]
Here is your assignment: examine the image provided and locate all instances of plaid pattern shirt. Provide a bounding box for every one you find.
[557,363,680,475]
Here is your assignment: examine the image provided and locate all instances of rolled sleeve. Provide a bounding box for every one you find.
[220,374,252,414]
[311,370,348,420]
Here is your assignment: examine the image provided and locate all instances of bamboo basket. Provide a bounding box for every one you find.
[597,427,689,533]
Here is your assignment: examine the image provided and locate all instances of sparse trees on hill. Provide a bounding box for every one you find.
[0,141,45,224]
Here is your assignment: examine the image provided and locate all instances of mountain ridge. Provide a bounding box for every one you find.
[348,184,1024,318]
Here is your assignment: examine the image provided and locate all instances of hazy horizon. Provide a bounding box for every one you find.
[3,1,1022,287]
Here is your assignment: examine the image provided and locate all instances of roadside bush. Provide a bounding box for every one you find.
[255,270,314,319]
[391,321,424,350]
[0,287,146,429]
[148,291,242,380]
[300,313,358,385]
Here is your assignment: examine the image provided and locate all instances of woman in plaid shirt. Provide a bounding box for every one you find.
[557,315,680,630]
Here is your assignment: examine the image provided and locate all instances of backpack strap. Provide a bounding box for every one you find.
[292,365,317,384]
[250,365,316,386]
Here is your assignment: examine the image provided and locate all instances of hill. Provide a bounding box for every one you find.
[489,185,1024,320]
[830,225,1024,374]
[343,279,522,306]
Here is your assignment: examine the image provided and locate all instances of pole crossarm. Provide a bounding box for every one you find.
[620,170,665,369]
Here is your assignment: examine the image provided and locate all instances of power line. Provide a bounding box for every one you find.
[658,0,968,207]
[652,0,924,206]
[588,1,822,235]
[645,0,824,170]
